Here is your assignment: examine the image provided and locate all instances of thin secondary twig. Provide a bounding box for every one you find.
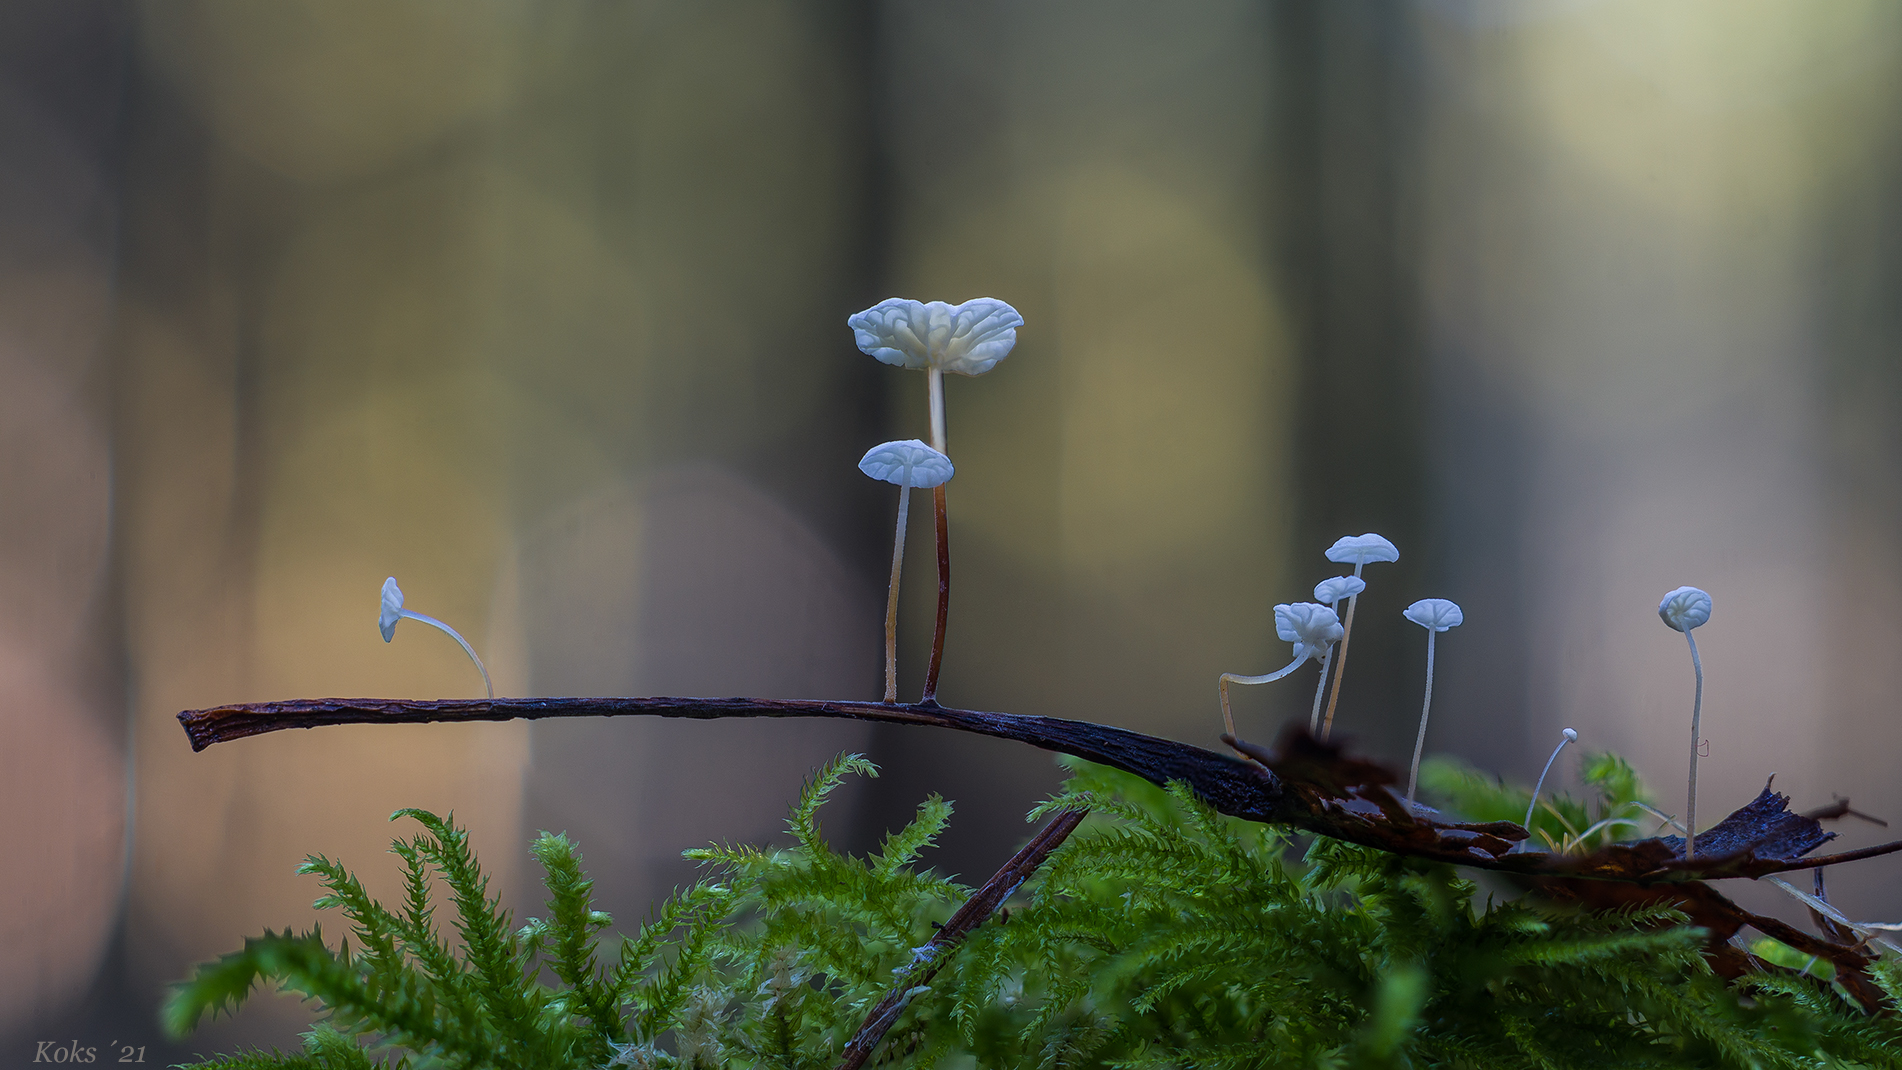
[835,809,1087,1070]
[923,483,950,701]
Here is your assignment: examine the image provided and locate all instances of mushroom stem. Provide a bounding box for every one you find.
[926,368,947,454]
[396,610,493,701]
[922,483,951,702]
[1405,630,1436,807]
[1524,729,1578,837]
[1220,655,1310,742]
[1307,644,1336,733]
[1685,628,1705,859]
[881,488,911,703]
[1319,578,1361,740]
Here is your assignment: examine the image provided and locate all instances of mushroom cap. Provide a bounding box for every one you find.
[379,576,404,643]
[847,297,1023,376]
[1403,598,1464,632]
[1313,575,1367,605]
[1325,533,1399,566]
[1275,601,1344,663]
[1658,586,1712,632]
[858,439,955,489]
[1561,728,1579,742]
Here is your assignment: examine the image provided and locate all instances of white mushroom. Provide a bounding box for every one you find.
[1401,598,1463,806]
[847,297,1023,454]
[378,576,493,700]
[1307,575,1366,732]
[848,297,1023,703]
[1316,533,1400,738]
[1658,585,1713,858]
[859,440,955,703]
[1524,728,1580,844]
[1219,602,1342,744]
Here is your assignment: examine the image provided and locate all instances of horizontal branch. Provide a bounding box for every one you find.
[176,695,1902,884]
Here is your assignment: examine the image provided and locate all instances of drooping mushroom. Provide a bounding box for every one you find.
[1317,533,1399,738]
[1524,728,1580,844]
[848,297,1023,702]
[379,577,493,700]
[1401,597,1463,806]
[1219,602,1343,745]
[858,440,956,703]
[1308,574,1366,732]
[1658,585,1714,858]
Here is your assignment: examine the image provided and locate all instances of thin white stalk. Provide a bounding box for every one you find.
[398,609,493,700]
[1308,644,1336,733]
[882,488,911,703]
[927,368,947,454]
[1524,729,1578,831]
[1319,566,1363,739]
[1220,655,1309,741]
[1685,629,1704,859]
[1405,630,1437,806]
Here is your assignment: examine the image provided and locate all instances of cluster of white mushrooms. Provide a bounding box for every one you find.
[365,290,1722,859]
[1218,537,1719,848]
[1217,532,1469,805]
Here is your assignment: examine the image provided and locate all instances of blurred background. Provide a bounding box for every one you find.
[6,0,1902,1054]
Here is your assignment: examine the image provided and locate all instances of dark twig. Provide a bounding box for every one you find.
[835,808,1087,1070]
[923,484,950,701]
[176,699,1902,883]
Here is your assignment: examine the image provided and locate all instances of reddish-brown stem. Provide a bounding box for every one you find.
[835,809,1087,1070]
[923,483,950,701]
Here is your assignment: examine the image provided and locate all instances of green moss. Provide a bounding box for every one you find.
[166,753,1902,1069]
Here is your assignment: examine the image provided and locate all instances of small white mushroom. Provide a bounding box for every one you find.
[847,297,1023,454]
[1307,575,1366,732]
[1220,602,1342,744]
[1401,598,1463,806]
[859,440,955,703]
[1524,728,1580,843]
[378,576,493,700]
[1658,585,1713,858]
[1316,533,1400,738]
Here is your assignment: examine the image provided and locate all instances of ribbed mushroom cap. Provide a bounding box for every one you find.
[848,298,1024,376]
[1325,533,1399,566]
[1275,602,1344,663]
[1314,575,1367,605]
[380,577,404,643]
[857,439,955,489]
[1403,598,1464,632]
[1658,586,1712,632]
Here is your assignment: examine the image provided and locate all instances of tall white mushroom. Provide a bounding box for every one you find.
[848,297,1023,702]
[1309,574,1366,732]
[1219,602,1343,745]
[858,440,955,703]
[379,577,493,700]
[1318,533,1399,738]
[1401,597,1462,806]
[1659,585,1713,858]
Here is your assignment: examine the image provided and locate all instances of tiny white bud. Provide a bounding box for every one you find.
[1658,586,1712,632]
[379,577,404,643]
